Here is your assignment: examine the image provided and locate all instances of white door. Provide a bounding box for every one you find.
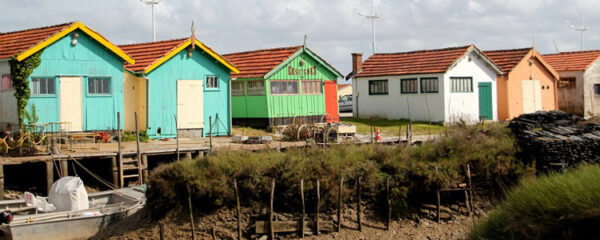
[60,77,83,131]
[177,80,204,129]
[522,80,542,114]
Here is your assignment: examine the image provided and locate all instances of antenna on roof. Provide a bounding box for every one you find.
[553,40,561,53]
[139,0,162,42]
[191,21,196,50]
[356,0,380,54]
[566,12,588,50]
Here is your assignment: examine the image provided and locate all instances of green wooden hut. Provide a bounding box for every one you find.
[223,45,343,127]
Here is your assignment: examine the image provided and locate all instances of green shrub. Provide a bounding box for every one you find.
[469,165,600,240]
[118,131,149,143]
[146,123,523,219]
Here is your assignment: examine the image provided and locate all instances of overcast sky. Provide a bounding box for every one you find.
[2,0,599,82]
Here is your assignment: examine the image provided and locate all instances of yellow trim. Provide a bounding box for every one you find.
[143,38,240,74]
[16,21,135,64]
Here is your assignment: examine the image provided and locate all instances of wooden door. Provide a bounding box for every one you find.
[323,80,339,122]
[478,82,493,120]
[177,80,204,129]
[60,77,83,131]
[522,80,542,114]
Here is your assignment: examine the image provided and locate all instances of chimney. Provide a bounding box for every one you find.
[352,53,363,75]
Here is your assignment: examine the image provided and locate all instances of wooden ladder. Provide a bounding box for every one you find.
[120,156,143,186]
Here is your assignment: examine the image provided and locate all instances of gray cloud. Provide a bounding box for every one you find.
[1,0,599,82]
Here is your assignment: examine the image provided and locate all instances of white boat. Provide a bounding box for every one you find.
[0,186,145,240]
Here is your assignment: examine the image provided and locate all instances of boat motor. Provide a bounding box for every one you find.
[0,210,12,224]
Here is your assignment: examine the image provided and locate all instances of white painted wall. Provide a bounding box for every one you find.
[444,51,498,122]
[352,50,498,123]
[583,58,600,118]
[0,60,17,131]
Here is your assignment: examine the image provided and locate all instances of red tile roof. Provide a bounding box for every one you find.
[0,22,75,59]
[355,45,476,78]
[543,50,600,71]
[119,38,188,72]
[223,46,303,79]
[483,48,532,73]
[338,84,351,90]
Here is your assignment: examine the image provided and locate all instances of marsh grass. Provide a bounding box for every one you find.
[147,123,522,219]
[469,165,600,240]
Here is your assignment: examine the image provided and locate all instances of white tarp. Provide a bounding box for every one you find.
[48,177,89,211]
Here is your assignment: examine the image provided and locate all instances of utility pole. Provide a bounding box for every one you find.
[139,0,162,42]
[357,0,380,54]
[567,12,588,50]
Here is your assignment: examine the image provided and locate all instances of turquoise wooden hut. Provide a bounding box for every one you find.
[0,22,135,132]
[119,37,239,139]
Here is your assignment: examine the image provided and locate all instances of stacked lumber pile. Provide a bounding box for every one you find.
[508,111,600,172]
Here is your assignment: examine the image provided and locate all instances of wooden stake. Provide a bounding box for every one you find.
[467,164,473,215]
[386,177,391,231]
[117,112,123,188]
[209,116,213,149]
[212,227,216,240]
[234,179,242,240]
[464,190,471,216]
[0,163,4,200]
[175,115,179,161]
[159,222,165,240]
[46,161,53,196]
[357,177,362,232]
[142,155,149,184]
[436,190,441,223]
[187,184,196,240]
[315,179,320,236]
[135,112,142,185]
[60,160,68,177]
[269,179,275,240]
[110,156,118,187]
[300,179,305,238]
[337,177,343,232]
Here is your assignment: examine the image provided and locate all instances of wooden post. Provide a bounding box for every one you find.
[357,177,362,232]
[187,184,196,240]
[117,112,123,188]
[467,164,473,215]
[142,155,149,184]
[300,179,305,238]
[234,179,242,240]
[212,227,216,240]
[60,160,68,177]
[46,161,53,195]
[209,116,213,149]
[135,112,142,185]
[337,177,343,232]
[159,222,165,240]
[315,179,320,236]
[0,163,4,200]
[110,157,118,187]
[398,125,402,144]
[269,179,275,240]
[185,152,192,160]
[175,115,180,161]
[386,177,391,231]
[436,190,441,223]
[464,190,471,216]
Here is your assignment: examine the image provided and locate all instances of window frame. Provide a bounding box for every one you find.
[594,84,600,95]
[1,74,12,91]
[270,80,299,95]
[301,80,323,95]
[450,76,474,93]
[231,80,245,96]
[368,79,389,95]
[87,77,112,96]
[30,77,57,97]
[205,75,219,90]
[247,80,266,96]
[400,78,419,94]
[420,77,439,93]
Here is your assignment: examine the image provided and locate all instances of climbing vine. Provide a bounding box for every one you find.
[9,51,43,128]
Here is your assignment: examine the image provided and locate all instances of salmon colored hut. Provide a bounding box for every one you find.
[484,48,559,121]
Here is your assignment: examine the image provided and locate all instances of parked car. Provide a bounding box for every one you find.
[338,94,353,112]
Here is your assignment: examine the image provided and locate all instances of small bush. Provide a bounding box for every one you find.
[147,123,522,219]
[118,131,149,143]
[469,165,600,240]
